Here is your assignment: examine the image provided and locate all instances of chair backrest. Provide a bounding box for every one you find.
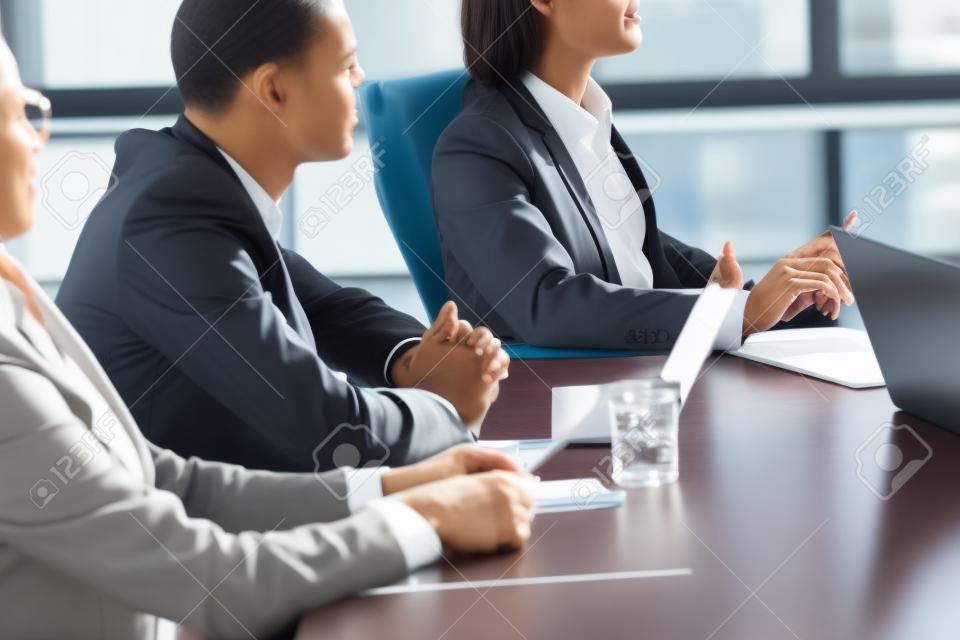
[360,70,647,360]
[358,69,469,319]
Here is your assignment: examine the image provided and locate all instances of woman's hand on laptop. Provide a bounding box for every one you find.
[784,211,860,319]
[743,256,854,337]
[742,211,860,335]
[381,443,533,496]
[784,211,859,285]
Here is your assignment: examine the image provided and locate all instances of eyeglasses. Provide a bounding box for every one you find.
[22,87,52,141]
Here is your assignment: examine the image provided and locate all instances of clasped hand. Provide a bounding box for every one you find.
[390,301,510,428]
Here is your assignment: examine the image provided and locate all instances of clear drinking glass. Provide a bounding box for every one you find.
[607,380,681,488]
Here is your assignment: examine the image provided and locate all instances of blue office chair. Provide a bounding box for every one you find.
[358,69,647,360]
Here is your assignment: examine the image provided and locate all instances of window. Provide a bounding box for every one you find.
[7,136,118,281]
[595,0,810,83]
[346,0,463,80]
[842,0,960,75]
[15,0,180,88]
[843,128,960,253]
[2,0,960,288]
[622,129,824,259]
[292,136,407,276]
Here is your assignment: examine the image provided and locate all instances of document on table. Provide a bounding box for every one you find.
[478,439,557,468]
[727,327,885,389]
[532,479,625,514]
[478,440,625,513]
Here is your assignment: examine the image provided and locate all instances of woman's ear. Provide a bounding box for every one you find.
[530,0,554,18]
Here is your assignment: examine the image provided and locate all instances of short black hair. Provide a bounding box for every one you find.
[172,0,332,111]
[461,0,545,85]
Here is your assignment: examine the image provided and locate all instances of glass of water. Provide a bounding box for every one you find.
[607,379,681,488]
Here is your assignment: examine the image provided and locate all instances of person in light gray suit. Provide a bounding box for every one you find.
[0,38,535,640]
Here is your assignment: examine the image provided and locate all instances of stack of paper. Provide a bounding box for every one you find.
[532,479,625,514]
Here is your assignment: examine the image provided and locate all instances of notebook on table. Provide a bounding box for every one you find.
[727,327,885,389]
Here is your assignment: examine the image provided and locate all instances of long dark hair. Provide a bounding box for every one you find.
[461,0,545,85]
[172,0,331,111]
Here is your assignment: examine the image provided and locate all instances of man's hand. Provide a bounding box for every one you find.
[397,471,536,554]
[391,302,510,428]
[743,257,854,337]
[708,241,744,289]
[381,444,528,496]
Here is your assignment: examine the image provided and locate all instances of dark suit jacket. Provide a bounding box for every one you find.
[433,79,826,350]
[57,115,472,472]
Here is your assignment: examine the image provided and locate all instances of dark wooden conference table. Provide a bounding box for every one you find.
[291,353,960,640]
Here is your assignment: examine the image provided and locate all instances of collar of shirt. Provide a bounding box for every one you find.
[521,72,614,159]
[217,148,284,242]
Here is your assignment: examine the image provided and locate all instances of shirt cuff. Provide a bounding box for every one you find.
[344,467,388,513]
[714,290,750,351]
[367,499,442,571]
[384,337,422,385]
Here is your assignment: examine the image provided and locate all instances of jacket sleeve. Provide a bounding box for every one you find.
[433,113,699,350]
[280,247,425,387]
[0,363,409,639]
[115,164,471,469]
[658,230,718,288]
[149,442,355,532]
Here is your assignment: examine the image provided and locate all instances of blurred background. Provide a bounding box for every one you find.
[2,0,959,324]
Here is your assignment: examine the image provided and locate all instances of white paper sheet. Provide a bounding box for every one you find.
[728,327,885,389]
[532,479,625,513]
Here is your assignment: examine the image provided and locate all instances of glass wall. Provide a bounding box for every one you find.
[842,0,960,74]
[2,0,959,293]
[595,0,810,82]
[18,0,180,87]
[843,128,960,253]
[620,130,824,258]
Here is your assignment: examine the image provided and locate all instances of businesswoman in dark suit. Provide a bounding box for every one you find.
[433,0,857,350]
[0,26,535,640]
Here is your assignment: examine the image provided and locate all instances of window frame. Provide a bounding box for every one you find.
[4,0,959,262]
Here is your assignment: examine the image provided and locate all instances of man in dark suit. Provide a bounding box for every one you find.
[57,0,509,472]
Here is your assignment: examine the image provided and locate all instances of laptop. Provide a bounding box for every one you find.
[833,228,960,432]
[527,284,739,471]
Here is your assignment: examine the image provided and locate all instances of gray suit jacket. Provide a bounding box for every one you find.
[0,254,409,639]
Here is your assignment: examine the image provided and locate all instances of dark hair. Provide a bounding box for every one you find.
[172,0,331,111]
[461,0,545,85]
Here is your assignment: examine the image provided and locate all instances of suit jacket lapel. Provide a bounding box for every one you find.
[499,80,623,286]
[610,127,683,289]
[171,116,316,346]
[275,250,317,350]
[21,278,152,479]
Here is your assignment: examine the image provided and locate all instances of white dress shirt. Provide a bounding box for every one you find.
[217,149,423,384]
[521,73,748,348]
[215,152,442,570]
[522,72,655,289]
